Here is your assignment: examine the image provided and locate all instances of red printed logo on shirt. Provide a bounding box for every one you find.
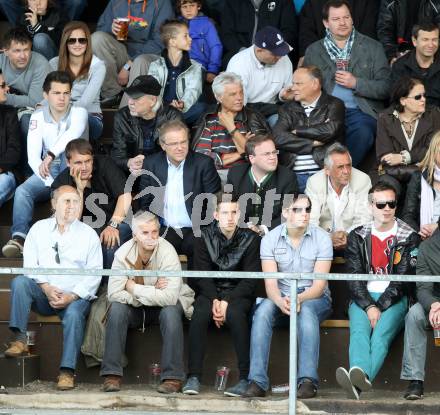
[29,120,37,130]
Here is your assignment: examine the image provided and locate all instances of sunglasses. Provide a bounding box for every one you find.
[407,93,426,101]
[286,206,312,214]
[67,37,88,45]
[374,200,397,210]
[53,242,60,264]
[0,82,6,89]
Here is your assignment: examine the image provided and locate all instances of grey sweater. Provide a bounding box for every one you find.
[50,55,106,114]
[0,52,50,108]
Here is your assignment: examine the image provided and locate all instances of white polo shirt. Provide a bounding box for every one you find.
[226,46,293,104]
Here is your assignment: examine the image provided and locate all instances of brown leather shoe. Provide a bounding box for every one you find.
[57,372,75,391]
[4,341,28,357]
[103,375,122,392]
[157,379,183,394]
[243,381,266,398]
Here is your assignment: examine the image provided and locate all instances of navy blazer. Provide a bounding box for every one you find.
[138,150,221,224]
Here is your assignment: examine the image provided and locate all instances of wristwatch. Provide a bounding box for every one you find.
[123,62,131,71]
[108,219,120,230]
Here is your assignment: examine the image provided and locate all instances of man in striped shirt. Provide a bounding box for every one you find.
[273,66,345,193]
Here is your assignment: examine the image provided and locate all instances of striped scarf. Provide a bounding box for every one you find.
[323,28,356,62]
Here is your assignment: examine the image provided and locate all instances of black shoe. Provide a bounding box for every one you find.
[100,91,123,109]
[297,379,317,399]
[243,381,266,398]
[404,380,424,400]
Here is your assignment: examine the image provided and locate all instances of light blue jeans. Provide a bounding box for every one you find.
[9,275,91,370]
[11,155,66,239]
[248,295,332,390]
[0,171,16,207]
[32,33,58,60]
[348,292,408,381]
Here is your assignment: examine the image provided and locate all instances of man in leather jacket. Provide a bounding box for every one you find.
[377,0,440,62]
[182,192,260,397]
[111,75,183,177]
[273,65,345,192]
[336,182,420,400]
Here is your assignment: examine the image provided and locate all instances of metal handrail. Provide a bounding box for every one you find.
[0,267,437,415]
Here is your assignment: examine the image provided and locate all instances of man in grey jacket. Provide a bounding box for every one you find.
[303,0,391,167]
[400,220,440,400]
[100,211,194,394]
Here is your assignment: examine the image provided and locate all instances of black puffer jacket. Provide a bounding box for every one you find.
[191,104,269,149]
[272,92,345,169]
[345,218,420,311]
[377,0,440,60]
[192,221,261,302]
[19,5,68,46]
[0,105,21,179]
[111,104,183,173]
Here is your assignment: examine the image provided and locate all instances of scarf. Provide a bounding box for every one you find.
[419,167,440,226]
[323,28,356,62]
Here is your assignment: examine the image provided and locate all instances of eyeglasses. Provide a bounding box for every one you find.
[67,37,88,45]
[374,200,397,209]
[256,150,279,158]
[406,93,426,101]
[53,242,60,264]
[285,206,312,214]
[0,82,6,89]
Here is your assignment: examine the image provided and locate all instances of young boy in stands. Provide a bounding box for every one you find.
[148,19,205,125]
[177,0,222,83]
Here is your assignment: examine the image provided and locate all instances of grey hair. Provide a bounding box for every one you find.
[151,94,163,114]
[323,142,351,168]
[131,211,160,234]
[212,72,243,100]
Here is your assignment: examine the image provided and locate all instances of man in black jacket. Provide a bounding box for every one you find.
[138,119,221,266]
[378,0,440,63]
[298,0,379,63]
[391,23,440,107]
[220,0,297,66]
[227,134,298,234]
[111,75,183,177]
[400,221,440,400]
[182,192,260,397]
[0,70,21,207]
[273,65,345,192]
[336,182,419,400]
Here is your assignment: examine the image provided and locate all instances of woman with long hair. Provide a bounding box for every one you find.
[50,21,106,141]
[402,131,440,239]
[376,76,440,197]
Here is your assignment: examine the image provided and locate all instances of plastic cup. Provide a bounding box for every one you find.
[149,363,161,386]
[26,330,36,355]
[116,18,130,41]
[434,325,440,347]
[214,366,229,391]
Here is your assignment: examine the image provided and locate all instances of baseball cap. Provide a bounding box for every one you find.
[124,75,162,99]
[254,26,292,56]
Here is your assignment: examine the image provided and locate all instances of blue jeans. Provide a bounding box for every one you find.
[101,222,132,269]
[0,0,87,23]
[296,171,315,194]
[0,171,16,207]
[9,275,91,370]
[248,295,332,391]
[88,114,104,142]
[349,292,408,381]
[267,114,279,128]
[183,101,207,126]
[32,33,58,60]
[11,155,66,239]
[345,108,376,168]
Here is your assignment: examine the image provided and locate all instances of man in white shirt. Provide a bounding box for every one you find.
[305,143,372,251]
[226,26,293,127]
[5,185,102,391]
[2,71,88,258]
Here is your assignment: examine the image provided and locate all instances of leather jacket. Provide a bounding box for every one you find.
[111,104,182,173]
[273,92,345,169]
[377,0,440,60]
[345,218,420,311]
[191,103,269,149]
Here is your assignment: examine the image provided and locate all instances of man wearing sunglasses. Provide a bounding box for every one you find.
[336,182,420,400]
[5,185,102,391]
[244,194,333,399]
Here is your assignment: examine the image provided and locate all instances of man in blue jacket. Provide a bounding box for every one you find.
[92,0,173,106]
